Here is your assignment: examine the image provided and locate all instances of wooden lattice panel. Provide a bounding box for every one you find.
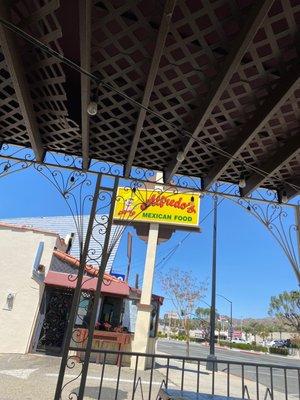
[0,46,30,146]
[181,0,300,181]
[134,0,251,170]
[264,151,300,191]
[9,0,81,154]
[0,0,299,195]
[89,0,162,162]
[220,86,300,185]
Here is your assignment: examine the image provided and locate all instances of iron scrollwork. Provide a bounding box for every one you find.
[231,188,300,283]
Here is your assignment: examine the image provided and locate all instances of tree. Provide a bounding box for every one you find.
[195,307,211,320]
[268,291,300,333]
[248,321,260,343]
[216,320,222,344]
[257,323,271,341]
[194,307,210,341]
[243,324,252,341]
[161,268,207,356]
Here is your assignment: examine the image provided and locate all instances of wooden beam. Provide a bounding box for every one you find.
[79,0,92,170]
[242,134,299,196]
[0,5,44,162]
[282,179,300,201]
[124,0,176,178]
[203,68,300,189]
[164,0,274,183]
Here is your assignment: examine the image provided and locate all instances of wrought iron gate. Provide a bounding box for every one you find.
[35,287,74,355]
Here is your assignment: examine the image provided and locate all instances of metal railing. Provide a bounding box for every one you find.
[66,347,300,400]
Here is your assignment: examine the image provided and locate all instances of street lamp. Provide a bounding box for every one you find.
[199,299,211,308]
[217,293,233,348]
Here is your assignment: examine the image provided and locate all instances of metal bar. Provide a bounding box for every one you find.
[242,364,245,398]
[98,352,107,400]
[212,364,215,395]
[256,365,260,400]
[230,302,233,347]
[270,367,274,400]
[181,359,185,391]
[209,195,218,356]
[166,358,170,389]
[298,369,300,400]
[77,177,120,399]
[131,356,139,400]
[294,206,300,284]
[115,354,123,400]
[54,173,102,400]
[197,361,200,395]
[227,363,230,397]
[79,0,92,170]
[284,368,288,400]
[124,0,176,177]
[0,152,297,207]
[148,356,155,400]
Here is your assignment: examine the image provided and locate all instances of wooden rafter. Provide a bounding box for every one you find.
[242,135,299,197]
[203,68,300,189]
[285,185,300,201]
[164,0,274,183]
[0,4,44,162]
[79,0,92,170]
[124,0,177,178]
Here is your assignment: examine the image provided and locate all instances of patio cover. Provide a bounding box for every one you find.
[0,0,299,198]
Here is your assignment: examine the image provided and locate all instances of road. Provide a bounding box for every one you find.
[157,339,300,397]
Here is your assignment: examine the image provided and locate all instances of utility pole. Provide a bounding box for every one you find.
[206,194,218,371]
[126,232,132,281]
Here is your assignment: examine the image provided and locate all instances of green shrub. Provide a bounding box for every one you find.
[218,341,268,352]
[269,347,289,356]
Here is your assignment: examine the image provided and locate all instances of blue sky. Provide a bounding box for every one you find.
[0,166,298,319]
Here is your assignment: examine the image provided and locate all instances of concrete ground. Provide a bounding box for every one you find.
[0,352,299,400]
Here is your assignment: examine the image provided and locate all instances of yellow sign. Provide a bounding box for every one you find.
[113,187,200,228]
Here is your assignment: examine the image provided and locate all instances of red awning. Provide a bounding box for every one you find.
[44,271,130,297]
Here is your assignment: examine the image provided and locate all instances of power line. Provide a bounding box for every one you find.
[0,18,299,193]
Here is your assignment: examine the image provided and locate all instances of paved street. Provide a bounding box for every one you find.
[157,339,300,397]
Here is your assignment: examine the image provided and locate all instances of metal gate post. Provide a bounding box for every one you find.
[77,177,120,399]
[54,173,102,400]
[294,205,300,285]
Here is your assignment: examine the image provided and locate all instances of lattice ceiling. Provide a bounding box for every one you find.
[0,0,299,198]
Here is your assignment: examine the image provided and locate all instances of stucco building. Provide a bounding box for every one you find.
[0,220,163,361]
[0,222,66,353]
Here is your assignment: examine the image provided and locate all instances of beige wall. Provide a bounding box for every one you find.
[0,226,64,354]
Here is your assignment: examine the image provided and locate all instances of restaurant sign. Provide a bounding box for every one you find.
[113,187,200,228]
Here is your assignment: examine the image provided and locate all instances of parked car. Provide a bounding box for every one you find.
[232,338,249,344]
[268,339,290,348]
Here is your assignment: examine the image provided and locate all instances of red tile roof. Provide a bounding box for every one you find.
[53,250,124,284]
